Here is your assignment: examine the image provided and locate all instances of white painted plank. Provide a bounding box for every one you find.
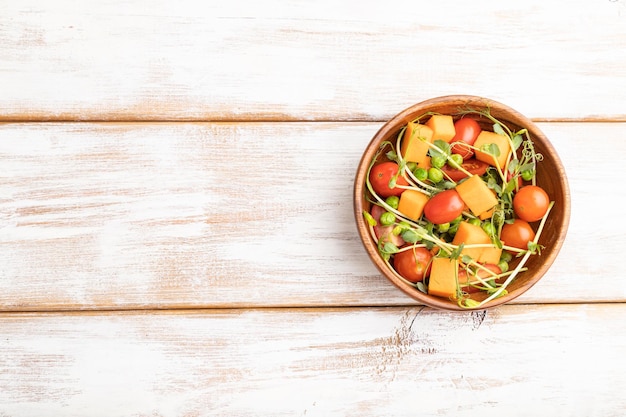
[0,304,624,416]
[2,0,626,121]
[0,122,623,309]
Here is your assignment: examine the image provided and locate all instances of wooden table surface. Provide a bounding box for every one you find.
[2,1,626,415]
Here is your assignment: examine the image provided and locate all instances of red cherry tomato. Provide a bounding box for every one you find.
[369,162,408,198]
[393,247,433,283]
[423,189,464,224]
[513,185,550,222]
[450,118,481,160]
[501,219,536,250]
[440,158,489,182]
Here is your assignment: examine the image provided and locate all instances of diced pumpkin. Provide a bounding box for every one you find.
[451,221,491,261]
[425,115,455,143]
[397,190,429,221]
[428,257,459,299]
[401,122,433,168]
[474,131,511,169]
[478,246,503,264]
[455,175,498,216]
[478,207,495,220]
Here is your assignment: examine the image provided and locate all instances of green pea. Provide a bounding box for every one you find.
[482,222,496,237]
[500,251,513,263]
[497,260,509,274]
[406,162,417,172]
[431,155,446,169]
[379,211,396,226]
[468,218,481,227]
[448,154,463,168]
[437,222,450,233]
[451,214,463,224]
[398,221,411,230]
[428,167,443,183]
[413,167,428,181]
[521,170,534,181]
[385,195,399,210]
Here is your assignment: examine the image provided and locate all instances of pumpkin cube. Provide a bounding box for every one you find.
[455,175,498,216]
[425,115,456,143]
[401,122,433,168]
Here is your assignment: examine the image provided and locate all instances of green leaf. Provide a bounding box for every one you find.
[463,299,481,308]
[486,176,502,194]
[480,143,501,157]
[382,242,399,254]
[493,123,506,136]
[512,134,523,151]
[519,162,535,172]
[527,242,543,255]
[442,181,456,190]
[507,159,519,174]
[428,140,451,159]
[504,178,518,194]
[416,282,427,294]
[450,243,464,260]
[488,288,508,298]
[363,210,377,227]
[434,140,451,155]
[386,150,398,161]
[401,229,421,244]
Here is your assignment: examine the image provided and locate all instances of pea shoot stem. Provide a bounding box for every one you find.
[468,201,555,308]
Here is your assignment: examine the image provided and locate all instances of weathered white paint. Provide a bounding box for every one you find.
[1,1,625,414]
[0,122,624,309]
[1,0,626,121]
[0,305,624,416]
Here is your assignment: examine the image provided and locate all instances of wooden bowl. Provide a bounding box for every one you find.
[353,95,570,311]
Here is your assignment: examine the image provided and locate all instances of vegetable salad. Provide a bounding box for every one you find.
[363,108,554,308]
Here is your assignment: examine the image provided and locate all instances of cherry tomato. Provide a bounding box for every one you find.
[423,189,464,224]
[440,158,489,182]
[513,185,550,222]
[370,204,404,247]
[393,247,432,283]
[450,118,481,160]
[369,162,408,198]
[458,264,502,293]
[501,219,535,250]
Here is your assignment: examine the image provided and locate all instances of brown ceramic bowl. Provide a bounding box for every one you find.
[354,95,570,311]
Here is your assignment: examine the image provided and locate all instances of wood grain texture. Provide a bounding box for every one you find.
[0,304,624,416]
[2,0,626,121]
[1,122,624,310]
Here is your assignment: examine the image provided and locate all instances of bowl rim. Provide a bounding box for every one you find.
[353,95,571,311]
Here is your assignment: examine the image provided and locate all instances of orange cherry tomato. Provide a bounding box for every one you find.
[393,247,432,283]
[501,219,536,250]
[513,185,550,222]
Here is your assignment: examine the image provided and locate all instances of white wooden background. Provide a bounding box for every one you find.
[2,1,626,416]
